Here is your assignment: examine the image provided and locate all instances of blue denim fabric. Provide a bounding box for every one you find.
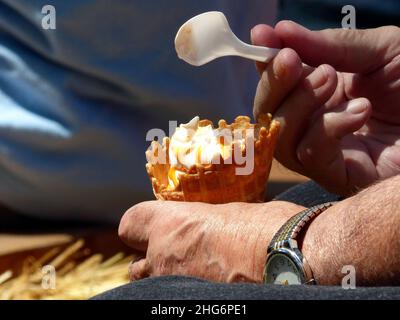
[0,0,277,223]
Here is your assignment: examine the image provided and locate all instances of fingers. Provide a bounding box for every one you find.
[250,24,282,74]
[274,64,338,171]
[253,48,303,120]
[275,21,400,73]
[129,258,150,281]
[297,98,372,185]
[118,201,161,252]
[119,201,207,252]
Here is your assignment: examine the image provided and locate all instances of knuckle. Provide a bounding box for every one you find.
[320,64,336,78]
[118,213,130,240]
[377,26,400,58]
[118,202,150,239]
[382,25,400,36]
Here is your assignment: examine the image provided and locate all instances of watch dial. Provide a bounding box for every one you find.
[265,253,302,285]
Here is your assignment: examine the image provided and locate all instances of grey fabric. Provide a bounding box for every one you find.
[93,276,400,300]
[274,180,343,208]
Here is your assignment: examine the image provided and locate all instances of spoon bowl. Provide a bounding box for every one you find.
[175,11,280,66]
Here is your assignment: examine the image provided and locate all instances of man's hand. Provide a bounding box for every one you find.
[120,175,400,286]
[119,201,304,282]
[251,22,400,195]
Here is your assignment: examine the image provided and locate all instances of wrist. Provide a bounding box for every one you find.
[299,202,342,285]
[253,201,306,283]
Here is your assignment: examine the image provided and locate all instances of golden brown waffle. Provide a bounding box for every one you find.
[146,114,280,203]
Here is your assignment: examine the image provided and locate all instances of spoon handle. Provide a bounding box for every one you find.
[234,41,280,63]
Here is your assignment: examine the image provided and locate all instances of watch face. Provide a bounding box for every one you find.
[265,253,302,285]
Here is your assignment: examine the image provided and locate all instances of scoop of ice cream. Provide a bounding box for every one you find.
[169,116,225,168]
[168,116,236,188]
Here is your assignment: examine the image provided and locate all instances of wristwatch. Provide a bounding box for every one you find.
[263,202,337,285]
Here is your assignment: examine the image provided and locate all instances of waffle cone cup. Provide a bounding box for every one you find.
[146,114,280,203]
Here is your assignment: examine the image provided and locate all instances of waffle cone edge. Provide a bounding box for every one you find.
[146,115,280,204]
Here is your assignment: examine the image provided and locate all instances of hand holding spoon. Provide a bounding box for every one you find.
[175,11,280,66]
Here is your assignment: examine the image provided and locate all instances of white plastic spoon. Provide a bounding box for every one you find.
[175,11,280,66]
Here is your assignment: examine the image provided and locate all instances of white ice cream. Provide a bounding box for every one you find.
[169,116,224,168]
[169,117,240,188]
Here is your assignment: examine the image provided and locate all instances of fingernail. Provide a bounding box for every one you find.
[348,100,367,114]
[250,27,254,40]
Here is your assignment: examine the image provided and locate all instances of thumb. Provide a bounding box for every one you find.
[251,24,282,74]
[275,20,399,73]
[119,201,161,251]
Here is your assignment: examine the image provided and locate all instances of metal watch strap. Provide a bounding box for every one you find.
[269,201,337,251]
